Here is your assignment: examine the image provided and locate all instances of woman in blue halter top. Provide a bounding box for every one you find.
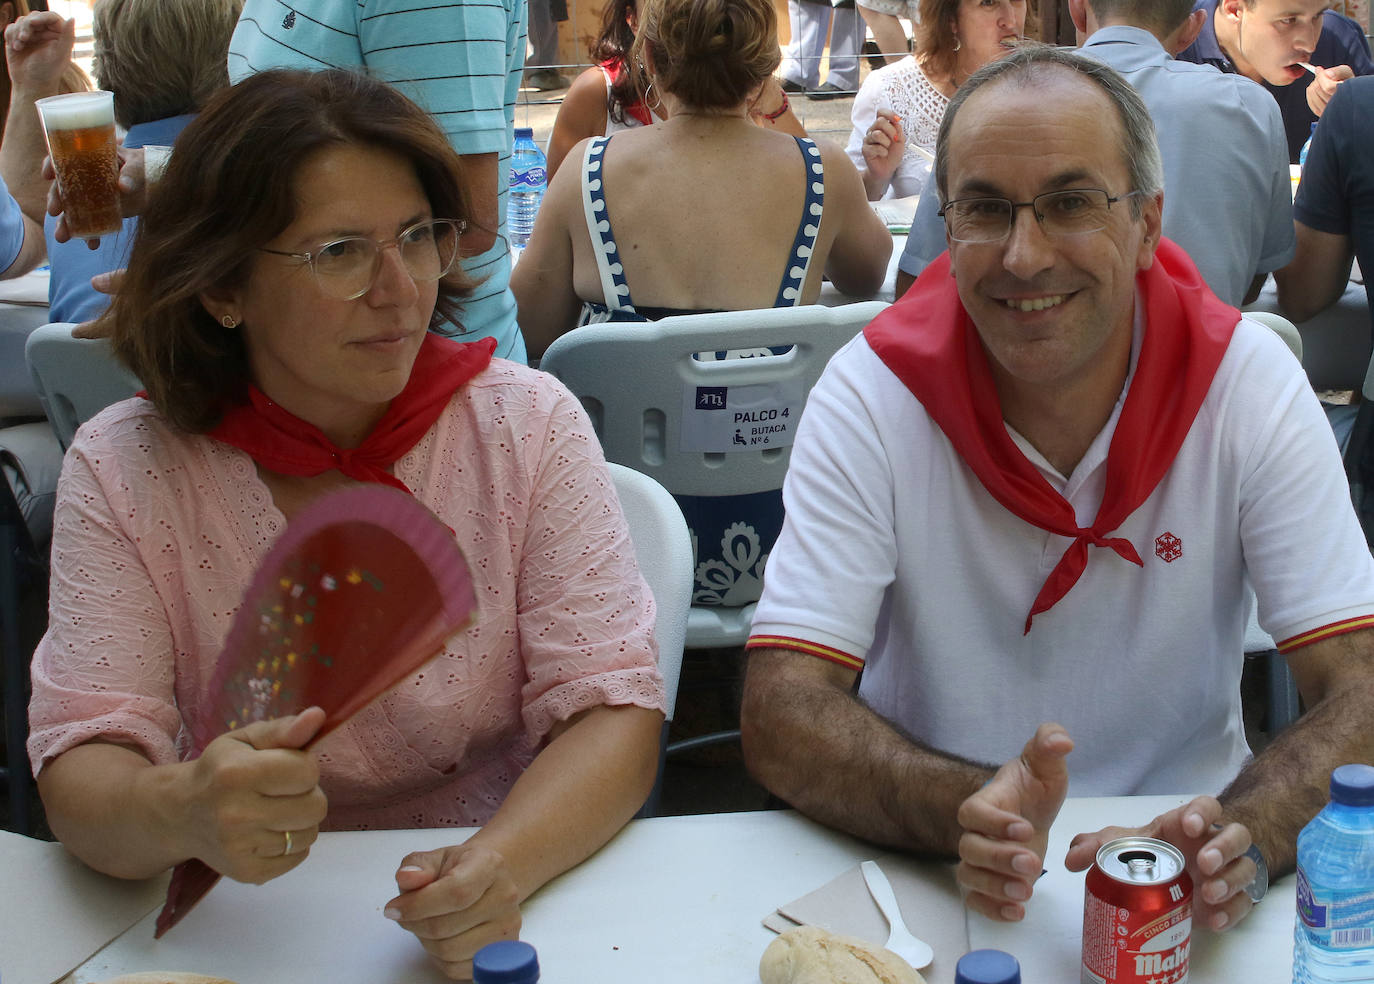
[511,0,890,614]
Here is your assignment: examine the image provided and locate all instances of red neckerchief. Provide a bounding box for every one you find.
[208,334,496,495]
[864,238,1237,632]
[602,57,653,127]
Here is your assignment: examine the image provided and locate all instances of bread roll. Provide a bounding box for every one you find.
[759,925,926,984]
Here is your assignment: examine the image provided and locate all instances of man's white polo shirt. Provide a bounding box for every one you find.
[750,317,1374,795]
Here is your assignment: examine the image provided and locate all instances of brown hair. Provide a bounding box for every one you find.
[590,0,648,125]
[92,0,242,129]
[914,0,1038,83]
[631,0,780,111]
[101,68,476,434]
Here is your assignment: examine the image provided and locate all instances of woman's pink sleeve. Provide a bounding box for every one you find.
[27,434,184,775]
[514,383,667,740]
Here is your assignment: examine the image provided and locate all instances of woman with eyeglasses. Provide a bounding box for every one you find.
[27,68,665,980]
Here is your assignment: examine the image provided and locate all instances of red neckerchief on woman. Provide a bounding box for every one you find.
[864,238,1237,633]
[208,333,497,495]
[602,57,653,126]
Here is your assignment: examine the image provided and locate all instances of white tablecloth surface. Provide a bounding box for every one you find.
[0,797,1299,984]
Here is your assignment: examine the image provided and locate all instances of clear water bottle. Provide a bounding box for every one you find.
[1300,121,1319,173]
[1293,763,1374,983]
[473,939,540,983]
[509,127,547,248]
[955,948,1021,984]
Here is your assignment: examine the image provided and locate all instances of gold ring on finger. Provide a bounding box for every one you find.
[282,829,293,857]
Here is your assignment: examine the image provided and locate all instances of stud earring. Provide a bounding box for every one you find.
[221,314,238,328]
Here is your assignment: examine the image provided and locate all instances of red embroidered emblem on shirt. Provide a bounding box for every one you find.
[1155,531,1182,563]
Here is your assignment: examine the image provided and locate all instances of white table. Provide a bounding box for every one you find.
[1244,273,1369,393]
[0,267,51,420]
[818,234,905,308]
[0,796,1299,984]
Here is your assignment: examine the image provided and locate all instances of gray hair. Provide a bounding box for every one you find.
[934,43,1164,215]
[93,0,243,128]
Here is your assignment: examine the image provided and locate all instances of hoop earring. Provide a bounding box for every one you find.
[952,35,961,52]
[221,314,238,329]
[644,77,656,108]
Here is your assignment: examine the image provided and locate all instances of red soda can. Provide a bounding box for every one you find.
[1081,836,1192,984]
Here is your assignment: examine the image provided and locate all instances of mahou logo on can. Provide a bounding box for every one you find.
[1081,836,1193,984]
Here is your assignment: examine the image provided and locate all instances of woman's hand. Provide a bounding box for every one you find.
[183,707,329,884]
[384,842,524,980]
[861,109,905,187]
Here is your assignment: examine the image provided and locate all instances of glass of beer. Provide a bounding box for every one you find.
[36,90,123,240]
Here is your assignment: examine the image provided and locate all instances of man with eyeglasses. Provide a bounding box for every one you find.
[228,0,530,365]
[896,0,1295,308]
[741,44,1374,935]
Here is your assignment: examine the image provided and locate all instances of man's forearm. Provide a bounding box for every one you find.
[1,84,60,224]
[1219,662,1374,875]
[741,647,994,854]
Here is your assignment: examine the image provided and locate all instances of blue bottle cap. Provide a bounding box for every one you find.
[515,127,534,139]
[1331,763,1374,806]
[954,948,1021,984]
[472,940,539,984]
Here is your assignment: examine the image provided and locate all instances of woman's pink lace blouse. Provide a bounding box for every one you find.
[28,360,666,829]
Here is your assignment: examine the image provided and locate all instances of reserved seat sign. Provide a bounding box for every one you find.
[681,379,805,453]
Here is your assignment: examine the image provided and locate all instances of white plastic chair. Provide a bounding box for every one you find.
[540,301,889,652]
[25,322,141,451]
[1244,309,1303,362]
[605,463,693,816]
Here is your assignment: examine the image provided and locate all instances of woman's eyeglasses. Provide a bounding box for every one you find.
[258,218,465,300]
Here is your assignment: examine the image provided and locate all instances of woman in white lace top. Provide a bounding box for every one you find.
[847,0,1029,200]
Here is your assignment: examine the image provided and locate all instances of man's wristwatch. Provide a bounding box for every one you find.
[1243,843,1269,903]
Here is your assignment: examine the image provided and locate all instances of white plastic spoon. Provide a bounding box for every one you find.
[860,860,936,971]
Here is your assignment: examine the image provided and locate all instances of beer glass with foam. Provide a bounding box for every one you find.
[36,90,122,240]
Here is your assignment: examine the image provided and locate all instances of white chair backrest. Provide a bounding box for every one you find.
[605,462,692,722]
[540,302,888,497]
[25,322,140,451]
[1243,310,1303,362]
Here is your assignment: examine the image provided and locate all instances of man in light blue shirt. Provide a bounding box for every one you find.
[229,0,528,364]
[0,173,38,279]
[897,0,1295,309]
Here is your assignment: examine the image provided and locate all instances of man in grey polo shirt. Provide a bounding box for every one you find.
[896,5,1294,308]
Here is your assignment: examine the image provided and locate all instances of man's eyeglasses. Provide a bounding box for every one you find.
[938,189,1144,244]
[258,218,465,300]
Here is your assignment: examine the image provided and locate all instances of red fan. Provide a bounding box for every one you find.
[155,485,478,937]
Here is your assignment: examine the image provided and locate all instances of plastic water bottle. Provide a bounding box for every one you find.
[509,127,546,248]
[1293,763,1374,983]
[473,940,540,983]
[955,948,1021,984]
[1300,122,1319,173]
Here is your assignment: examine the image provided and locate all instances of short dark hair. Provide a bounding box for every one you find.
[102,69,476,434]
[632,0,781,110]
[1087,0,1194,35]
[935,43,1163,210]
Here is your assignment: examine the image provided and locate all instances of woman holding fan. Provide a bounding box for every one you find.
[27,68,665,980]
